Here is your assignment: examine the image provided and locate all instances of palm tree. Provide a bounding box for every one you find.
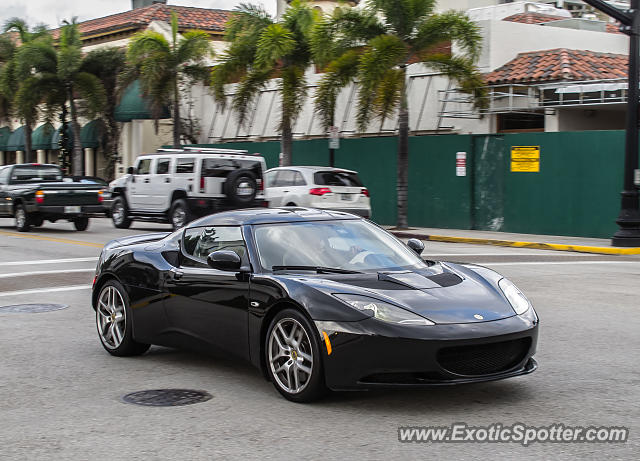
[1,19,50,163]
[211,1,318,166]
[312,1,485,229]
[13,20,106,175]
[81,47,127,180]
[127,11,212,148]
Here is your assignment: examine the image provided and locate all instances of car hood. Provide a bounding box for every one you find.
[104,232,171,250]
[280,262,514,324]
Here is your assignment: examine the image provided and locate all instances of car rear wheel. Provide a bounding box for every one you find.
[265,309,327,402]
[170,199,192,231]
[73,217,89,231]
[15,204,31,232]
[111,197,132,229]
[96,280,150,357]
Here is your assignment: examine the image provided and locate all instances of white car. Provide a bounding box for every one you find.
[264,166,371,218]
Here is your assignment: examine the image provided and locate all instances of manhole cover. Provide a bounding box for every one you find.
[0,303,69,313]
[121,389,212,407]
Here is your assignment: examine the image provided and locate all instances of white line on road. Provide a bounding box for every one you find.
[0,268,95,279]
[475,261,640,266]
[0,285,92,298]
[0,257,99,266]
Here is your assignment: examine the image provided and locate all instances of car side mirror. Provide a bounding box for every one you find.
[407,238,424,255]
[207,250,242,271]
[127,166,135,175]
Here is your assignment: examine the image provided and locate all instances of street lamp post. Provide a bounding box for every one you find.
[583,0,640,246]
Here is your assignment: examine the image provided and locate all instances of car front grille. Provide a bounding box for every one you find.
[437,337,531,376]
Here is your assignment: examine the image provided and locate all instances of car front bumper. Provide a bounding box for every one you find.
[314,310,539,390]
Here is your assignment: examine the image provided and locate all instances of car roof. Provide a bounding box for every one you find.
[266,166,357,174]
[186,207,362,227]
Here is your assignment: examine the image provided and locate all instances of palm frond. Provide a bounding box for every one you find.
[256,24,295,68]
[225,3,273,42]
[127,31,172,62]
[176,30,212,63]
[372,68,404,123]
[279,64,307,129]
[15,40,57,78]
[412,11,481,59]
[423,53,487,109]
[232,67,273,125]
[74,71,107,118]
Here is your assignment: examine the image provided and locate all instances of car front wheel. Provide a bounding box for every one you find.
[96,280,150,357]
[265,309,327,402]
[111,197,132,229]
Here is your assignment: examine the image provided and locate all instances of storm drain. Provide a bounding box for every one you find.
[0,303,69,313]
[121,389,212,407]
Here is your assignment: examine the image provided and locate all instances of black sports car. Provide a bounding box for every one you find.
[92,208,539,402]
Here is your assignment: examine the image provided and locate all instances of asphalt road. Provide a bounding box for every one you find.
[0,217,639,460]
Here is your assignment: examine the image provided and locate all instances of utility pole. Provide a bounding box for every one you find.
[583,0,640,246]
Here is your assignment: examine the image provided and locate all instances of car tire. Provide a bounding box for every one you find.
[14,204,31,232]
[170,199,192,231]
[265,308,327,403]
[224,169,258,207]
[73,217,90,231]
[95,280,150,357]
[111,197,132,229]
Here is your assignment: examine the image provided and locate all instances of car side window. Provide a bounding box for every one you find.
[137,159,152,175]
[0,167,9,185]
[265,170,278,187]
[277,170,295,187]
[293,171,306,186]
[182,226,247,268]
[156,158,171,175]
[176,157,195,174]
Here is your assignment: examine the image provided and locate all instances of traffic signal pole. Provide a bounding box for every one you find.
[583,0,640,246]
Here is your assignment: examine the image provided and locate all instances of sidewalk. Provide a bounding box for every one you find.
[386,227,640,255]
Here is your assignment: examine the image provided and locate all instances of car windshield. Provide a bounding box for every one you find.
[10,165,62,183]
[253,220,426,272]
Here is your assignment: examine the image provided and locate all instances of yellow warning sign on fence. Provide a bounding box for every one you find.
[511,146,540,172]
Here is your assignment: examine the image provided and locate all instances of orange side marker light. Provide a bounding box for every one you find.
[322,331,332,355]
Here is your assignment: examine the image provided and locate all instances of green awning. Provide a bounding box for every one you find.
[80,119,106,149]
[0,127,11,151]
[51,124,74,151]
[6,125,26,151]
[114,80,170,122]
[32,123,55,150]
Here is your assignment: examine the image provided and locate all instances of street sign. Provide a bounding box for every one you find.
[511,146,540,172]
[329,126,340,149]
[456,152,466,176]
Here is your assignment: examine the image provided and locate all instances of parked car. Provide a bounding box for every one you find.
[92,207,538,402]
[0,163,104,232]
[264,166,371,218]
[109,148,267,230]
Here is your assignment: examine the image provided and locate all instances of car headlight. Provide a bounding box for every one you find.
[498,278,531,315]
[333,294,434,325]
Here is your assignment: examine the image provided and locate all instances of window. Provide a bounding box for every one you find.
[265,170,278,187]
[201,158,263,178]
[314,171,363,187]
[275,170,296,187]
[176,157,195,174]
[293,171,306,186]
[182,226,247,267]
[497,113,544,133]
[156,158,171,175]
[0,167,9,185]
[136,159,152,175]
[10,165,63,183]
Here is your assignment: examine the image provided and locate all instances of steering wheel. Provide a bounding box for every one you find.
[348,250,375,265]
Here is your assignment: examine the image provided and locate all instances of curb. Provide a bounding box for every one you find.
[389,231,640,256]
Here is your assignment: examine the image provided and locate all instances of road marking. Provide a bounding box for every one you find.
[0,230,103,248]
[1,257,99,266]
[475,261,640,266]
[0,268,95,279]
[0,285,92,298]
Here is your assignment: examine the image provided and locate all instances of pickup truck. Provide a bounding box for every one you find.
[0,163,105,232]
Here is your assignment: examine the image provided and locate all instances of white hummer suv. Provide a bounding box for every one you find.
[109,148,267,230]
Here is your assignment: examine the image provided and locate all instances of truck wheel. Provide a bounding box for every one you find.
[170,199,192,230]
[15,204,31,232]
[32,216,44,227]
[73,217,90,231]
[111,197,132,229]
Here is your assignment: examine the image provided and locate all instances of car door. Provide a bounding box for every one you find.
[149,157,172,211]
[0,167,10,215]
[266,170,296,207]
[129,158,153,209]
[163,225,250,358]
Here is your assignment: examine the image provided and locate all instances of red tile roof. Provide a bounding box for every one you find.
[485,48,628,84]
[502,12,566,25]
[53,3,231,39]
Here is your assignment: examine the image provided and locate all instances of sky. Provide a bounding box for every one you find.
[0,1,277,29]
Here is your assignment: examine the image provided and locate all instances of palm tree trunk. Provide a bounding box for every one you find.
[68,86,84,176]
[24,123,34,164]
[396,65,409,229]
[173,78,181,148]
[281,113,293,167]
[105,117,120,181]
